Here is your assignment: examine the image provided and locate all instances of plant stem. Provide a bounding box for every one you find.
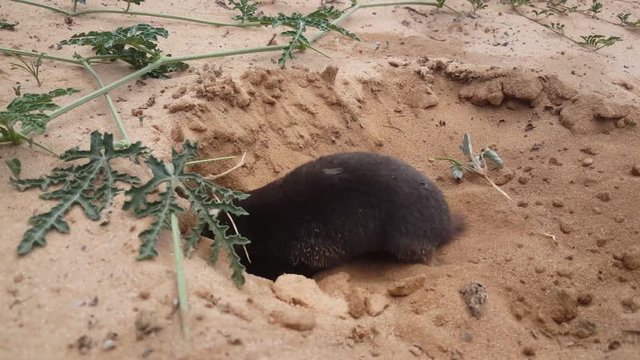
[481,174,511,201]
[1,47,82,65]
[16,132,59,157]
[170,213,190,341]
[22,46,286,135]
[80,59,131,145]
[11,0,260,28]
[308,1,439,43]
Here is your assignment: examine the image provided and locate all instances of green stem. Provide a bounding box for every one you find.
[21,46,287,135]
[308,1,439,43]
[11,0,260,28]
[1,47,82,65]
[170,212,190,341]
[79,59,131,145]
[125,0,131,12]
[16,132,59,157]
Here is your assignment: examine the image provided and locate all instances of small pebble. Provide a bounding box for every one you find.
[518,176,530,185]
[552,199,564,208]
[582,158,594,166]
[622,251,640,270]
[549,157,562,166]
[577,294,593,306]
[522,346,536,356]
[517,200,528,208]
[595,192,611,202]
[632,164,640,177]
[102,339,117,351]
[408,345,422,356]
[559,221,574,234]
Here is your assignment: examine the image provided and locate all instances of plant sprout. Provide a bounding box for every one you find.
[433,133,511,200]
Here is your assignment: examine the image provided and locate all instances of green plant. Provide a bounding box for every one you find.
[587,0,602,18]
[60,24,188,78]
[124,140,251,286]
[11,132,145,254]
[228,0,259,23]
[545,22,565,34]
[617,13,640,27]
[532,9,553,18]
[579,34,622,50]
[10,53,44,87]
[120,0,145,12]
[5,158,21,178]
[255,6,360,65]
[433,133,511,200]
[467,0,487,13]
[0,88,79,155]
[0,21,17,30]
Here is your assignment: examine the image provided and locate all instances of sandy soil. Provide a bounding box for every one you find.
[1,0,640,359]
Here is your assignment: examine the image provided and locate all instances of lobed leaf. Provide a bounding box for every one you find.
[12,131,146,255]
[0,88,79,136]
[257,6,359,65]
[124,141,250,287]
[0,21,17,30]
[60,24,188,78]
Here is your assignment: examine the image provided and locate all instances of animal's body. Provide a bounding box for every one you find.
[207,152,464,280]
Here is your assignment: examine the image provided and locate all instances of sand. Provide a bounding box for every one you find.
[1,0,639,359]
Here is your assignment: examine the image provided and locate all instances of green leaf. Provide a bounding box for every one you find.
[12,131,146,255]
[460,133,473,157]
[579,35,622,49]
[228,0,259,23]
[124,141,250,287]
[482,148,504,168]
[0,21,17,30]
[451,163,464,181]
[5,158,21,178]
[256,6,360,65]
[60,24,188,78]
[0,88,80,140]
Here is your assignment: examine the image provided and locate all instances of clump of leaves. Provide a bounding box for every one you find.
[433,133,511,200]
[532,9,553,18]
[580,34,622,50]
[546,0,577,14]
[617,13,640,27]
[587,0,602,18]
[60,24,188,78]
[510,0,531,6]
[123,141,251,287]
[228,0,259,23]
[0,88,79,147]
[467,0,488,13]
[0,21,17,30]
[10,53,44,87]
[254,6,359,65]
[11,132,146,254]
[544,22,565,34]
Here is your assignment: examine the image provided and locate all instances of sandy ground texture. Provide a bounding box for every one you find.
[1,0,640,359]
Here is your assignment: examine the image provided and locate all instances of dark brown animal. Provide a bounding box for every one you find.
[204,152,464,280]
